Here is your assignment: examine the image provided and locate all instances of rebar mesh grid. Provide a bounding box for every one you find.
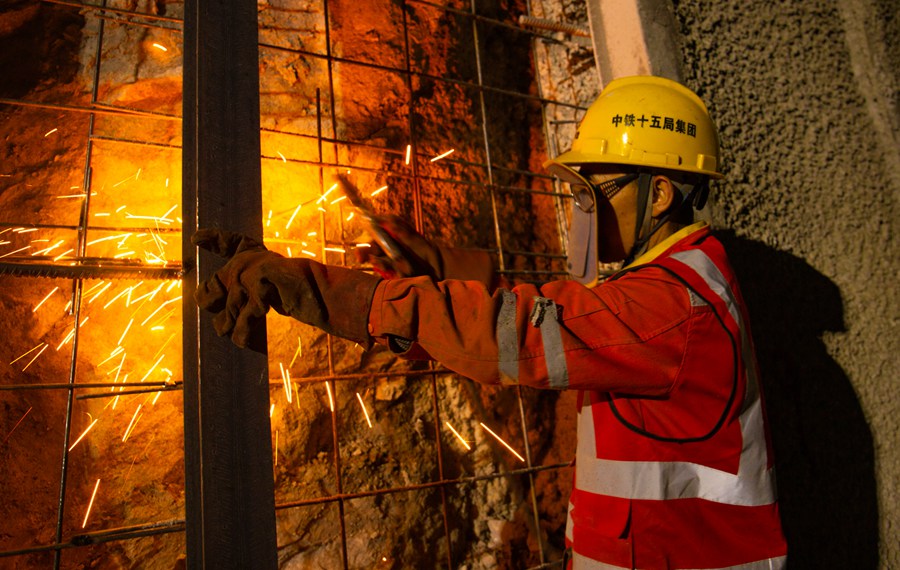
[0,0,596,567]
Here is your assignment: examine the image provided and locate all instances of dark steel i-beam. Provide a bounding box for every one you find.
[182,1,277,568]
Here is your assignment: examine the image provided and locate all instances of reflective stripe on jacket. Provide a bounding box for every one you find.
[368,223,787,569]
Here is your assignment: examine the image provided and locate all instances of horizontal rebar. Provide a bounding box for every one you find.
[0,381,173,391]
[274,461,572,510]
[41,0,183,24]
[0,98,179,121]
[0,519,186,559]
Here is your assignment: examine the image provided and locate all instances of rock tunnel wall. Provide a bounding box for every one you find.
[669,0,899,567]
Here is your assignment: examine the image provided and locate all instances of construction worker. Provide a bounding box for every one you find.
[194,76,787,569]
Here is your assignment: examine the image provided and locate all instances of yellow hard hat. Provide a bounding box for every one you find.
[547,76,723,179]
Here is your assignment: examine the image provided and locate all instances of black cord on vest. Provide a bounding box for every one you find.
[606,263,739,443]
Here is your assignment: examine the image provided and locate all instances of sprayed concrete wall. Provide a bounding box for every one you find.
[665,0,899,567]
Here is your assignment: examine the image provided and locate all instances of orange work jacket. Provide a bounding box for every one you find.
[368,222,787,569]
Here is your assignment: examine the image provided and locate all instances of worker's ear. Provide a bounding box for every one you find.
[651,175,677,217]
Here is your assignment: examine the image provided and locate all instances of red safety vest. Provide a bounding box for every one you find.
[566,229,787,569]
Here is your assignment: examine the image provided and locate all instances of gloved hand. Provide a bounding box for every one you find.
[355,215,443,280]
[193,228,381,349]
[356,215,496,288]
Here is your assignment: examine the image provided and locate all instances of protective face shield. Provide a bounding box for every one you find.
[545,75,722,286]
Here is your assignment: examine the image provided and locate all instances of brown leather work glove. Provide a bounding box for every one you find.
[193,228,381,349]
[355,215,496,288]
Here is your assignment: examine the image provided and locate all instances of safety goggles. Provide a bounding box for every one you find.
[570,173,641,213]
[545,162,640,213]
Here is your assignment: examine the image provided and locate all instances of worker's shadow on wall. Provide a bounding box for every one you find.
[719,231,878,569]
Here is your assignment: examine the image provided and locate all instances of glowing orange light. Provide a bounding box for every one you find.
[445,421,471,450]
[356,392,373,428]
[81,479,101,528]
[479,422,525,462]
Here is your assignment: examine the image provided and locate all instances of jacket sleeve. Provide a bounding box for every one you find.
[367,267,692,394]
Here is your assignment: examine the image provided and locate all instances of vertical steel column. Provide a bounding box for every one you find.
[182,1,277,568]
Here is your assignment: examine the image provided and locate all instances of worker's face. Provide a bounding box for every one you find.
[579,165,640,263]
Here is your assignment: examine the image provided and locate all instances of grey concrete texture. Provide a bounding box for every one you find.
[670,0,899,567]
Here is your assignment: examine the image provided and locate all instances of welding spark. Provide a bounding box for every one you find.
[346,212,354,221]
[87,282,112,303]
[405,144,412,165]
[285,203,302,230]
[113,171,140,188]
[277,151,287,162]
[113,251,136,259]
[290,337,302,368]
[57,328,75,351]
[138,354,166,383]
[270,403,275,418]
[274,430,279,466]
[21,343,49,371]
[44,128,58,137]
[3,407,33,444]
[94,213,110,217]
[370,185,387,197]
[316,183,339,204]
[279,362,293,405]
[356,392,373,428]
[117,318,134,347]
[151,391,162,405]
[54,248,74,261]
[68,419,99,451]
[325,381,334,412]
[479,422,525,462]
[122,405,143,442]
[355,243,371,248]
[301,250,316,258]
[55,193,89,199]
[445,421,471,451]
[139,296,181,326]
[33,287,59,312]
[0,246,31,259]
[81,479,101,528]
[98,346,125,367]
[32,240,66,256]
[152,42,168,52]
[430,149,455,162]
[87,234,132,247]
[324,247,346,253]
[267,209,273,227]
[331,195,347,205]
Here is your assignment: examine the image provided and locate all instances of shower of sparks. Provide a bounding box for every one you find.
[404,144,411,164]
[44,128,58,137]
[371,185,387,197]
[279,362,293,405]
[281,206,303,234]
[3,407,32,444]
[430,149,455,162]
[152,42,168,52]
[277,151,287,162]
[325,381,334,412]
[479,422,525,462]
[68,418,99,451]
[122,405,143,442]
[356,392,372,428]
[81,479,101,528]
[21,343,49,371]
[290,337,302,367]
[316,183,339,203]
[444,421,471,451]
[33,287,60,312]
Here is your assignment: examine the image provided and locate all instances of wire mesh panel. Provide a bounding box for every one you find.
[0,0,597,568]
